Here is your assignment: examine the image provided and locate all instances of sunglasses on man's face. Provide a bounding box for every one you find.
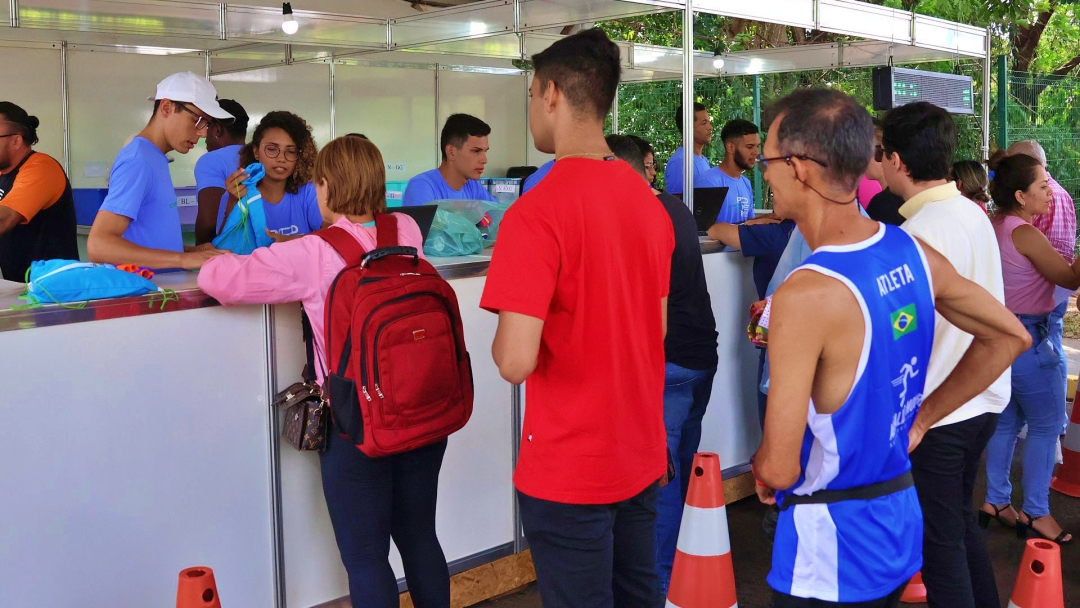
[874,145,885,163]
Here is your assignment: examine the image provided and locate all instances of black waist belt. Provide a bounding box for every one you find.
[780,471,914,511]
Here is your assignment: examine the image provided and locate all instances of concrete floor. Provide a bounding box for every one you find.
[477,369,1080,608]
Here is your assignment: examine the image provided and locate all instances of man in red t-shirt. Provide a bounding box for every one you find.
[480,29,674,607]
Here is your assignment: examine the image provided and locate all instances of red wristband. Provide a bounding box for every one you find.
[751,464,768,488]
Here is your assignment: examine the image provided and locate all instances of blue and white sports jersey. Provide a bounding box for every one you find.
[768,223,934,603]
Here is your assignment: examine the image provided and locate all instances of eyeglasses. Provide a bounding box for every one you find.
[757,154,829,170]
[0,134,17,140]
[174,102,215,131]
[874,145,885,163]
[261,143,299,162]
[644,162,655,170]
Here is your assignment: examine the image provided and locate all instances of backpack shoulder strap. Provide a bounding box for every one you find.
[375,213,399,249]
[313,225,366,266]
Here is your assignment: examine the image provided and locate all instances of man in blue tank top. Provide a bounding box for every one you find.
[751,89,1030,608]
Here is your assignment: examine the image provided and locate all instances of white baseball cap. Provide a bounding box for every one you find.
[148,72,234,121]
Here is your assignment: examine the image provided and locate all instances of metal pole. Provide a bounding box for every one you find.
[682,6,694,212]
[329,60,336,140]
[981,26,992,160]
[262,306,286,608]
[204,50,211,79]
[434,64,441,169]
[9,0,18,27]
[752,74,762,209]
[60,41,69,174]
[996,55,1008,152]
[612,86,619,134]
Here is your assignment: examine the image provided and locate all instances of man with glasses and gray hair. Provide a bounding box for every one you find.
[88,72,234,270]
[0,101,78,281]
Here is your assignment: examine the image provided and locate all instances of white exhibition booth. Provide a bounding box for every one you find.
[0,1,990,607]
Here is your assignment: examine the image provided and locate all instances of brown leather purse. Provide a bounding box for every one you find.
[275,312,329,452]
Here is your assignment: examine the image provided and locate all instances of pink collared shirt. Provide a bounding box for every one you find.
[198,214,426,383]
[1031,174,1076,262]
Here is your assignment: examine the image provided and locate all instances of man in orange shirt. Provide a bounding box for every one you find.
[0,102,77,281]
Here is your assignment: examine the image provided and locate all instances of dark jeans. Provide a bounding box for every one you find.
[656,363,716,594]
[519,483,662,608]
[772,586,904,608]
[320,427,450,608]
[909,413,1000,608]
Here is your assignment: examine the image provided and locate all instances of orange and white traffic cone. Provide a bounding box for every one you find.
[1006,539,1063,608]
[666,453,737,608]
[1050,398,1080,497]
[899,572,927,604]
[176,566,222,608]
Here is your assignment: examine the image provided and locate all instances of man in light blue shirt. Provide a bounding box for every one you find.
[88,72,233,270]
[522,159,554,194]
[699,119,759,224]
[194,99,248,244]
[663,102,712,196]
[403,113,498,206]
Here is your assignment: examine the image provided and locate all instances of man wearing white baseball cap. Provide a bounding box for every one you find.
[88,72,234,269]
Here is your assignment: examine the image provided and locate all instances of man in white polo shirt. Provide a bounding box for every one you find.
[882,101,1008,608]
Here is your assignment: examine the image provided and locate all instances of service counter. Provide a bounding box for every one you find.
[0,243,760,608]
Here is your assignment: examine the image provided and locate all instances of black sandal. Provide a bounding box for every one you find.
[1017,511,1073,544]
[979,503,1017,529]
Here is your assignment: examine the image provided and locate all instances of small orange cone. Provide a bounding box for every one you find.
[899,572,927,603]
[176,566,222,608]
[666,453,737,608]
[1050,397,1080,497]
[1006,540,1063,608]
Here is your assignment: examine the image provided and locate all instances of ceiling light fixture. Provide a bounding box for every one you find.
[712,42,726,70]
[282,3,298,35]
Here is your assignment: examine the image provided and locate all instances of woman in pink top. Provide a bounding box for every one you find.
[199,136,451,607]
[983,153,1080,545]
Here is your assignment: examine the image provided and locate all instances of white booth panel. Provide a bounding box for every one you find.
[698,252,763,472]
[212,63,333,153]
[0,306,276,608]
[67,51,204,188]
[333,64,438,184]
[0,46,64,165]
[438,70,527,178]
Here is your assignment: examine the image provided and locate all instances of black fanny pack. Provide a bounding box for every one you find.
[780,471,914,511]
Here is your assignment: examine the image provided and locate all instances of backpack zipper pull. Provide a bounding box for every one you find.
[361,386,372,402]
[374,384,384,399]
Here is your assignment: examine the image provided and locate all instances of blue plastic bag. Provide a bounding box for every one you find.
[212,163,273,255]
[24,260,160,305]
[423,209,484,257]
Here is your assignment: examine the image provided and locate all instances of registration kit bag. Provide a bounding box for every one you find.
[212,162,273,255]
[316,214,473,457]
[274,312,329,452]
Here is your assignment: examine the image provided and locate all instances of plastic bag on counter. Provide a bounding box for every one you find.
[424,209,485,257]
[213,162,273,255]
[428,198,512,246]
[20,259,163,306]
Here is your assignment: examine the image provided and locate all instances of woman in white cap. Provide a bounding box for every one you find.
[87,72,234,270]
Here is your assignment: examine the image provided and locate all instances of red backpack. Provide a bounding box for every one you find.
[315,214,473,457]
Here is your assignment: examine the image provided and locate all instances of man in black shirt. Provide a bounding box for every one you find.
[866,123,906,225]
[608,134,719,595]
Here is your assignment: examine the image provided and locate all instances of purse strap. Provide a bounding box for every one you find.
[300,310,328,388]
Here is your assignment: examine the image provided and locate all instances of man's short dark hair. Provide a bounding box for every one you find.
[626,134,653,156]
[217,99,249,139]
[720,119,759,144]
[0,101,39,146]
[765,88,874,193]
[675,102,708,134]
[606,134,647,177]
[440,113,491,160]
[881,102,956,182]
[532,28,621,121]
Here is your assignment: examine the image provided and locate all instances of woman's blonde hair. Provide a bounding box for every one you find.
[951,160,991,204]
[313,136,387,216]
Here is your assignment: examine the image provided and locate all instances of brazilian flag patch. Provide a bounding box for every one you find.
[891,304,917,340]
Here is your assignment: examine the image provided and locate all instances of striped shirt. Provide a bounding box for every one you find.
[1030,174,1076,262]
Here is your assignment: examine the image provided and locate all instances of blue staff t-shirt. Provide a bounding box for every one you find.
[663,146,711,195]
[699,167,754,223]
[262,182,323,236]
[522,160,555,194]
[402,169,496,206]
[739,219,796,299]
[99,137,183,252]
[195,144,242,231]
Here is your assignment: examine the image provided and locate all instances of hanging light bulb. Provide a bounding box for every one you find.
[712,42,726,70]
[282,2,298,35]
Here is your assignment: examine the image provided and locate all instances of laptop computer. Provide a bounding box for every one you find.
[692,186,730,235]
[394,204,438,241]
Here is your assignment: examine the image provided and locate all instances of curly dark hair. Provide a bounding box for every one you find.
[239,110,317,194]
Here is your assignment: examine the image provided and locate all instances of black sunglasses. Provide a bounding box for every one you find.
[174,102,215,131]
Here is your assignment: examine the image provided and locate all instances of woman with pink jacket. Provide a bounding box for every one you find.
[198,136,450,608]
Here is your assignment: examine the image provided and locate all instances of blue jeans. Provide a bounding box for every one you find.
[656,363,716,595]
[320,427,450,608]
[519,483,662,608]
[985,314,1068,518]
[1049,298,1068,401]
